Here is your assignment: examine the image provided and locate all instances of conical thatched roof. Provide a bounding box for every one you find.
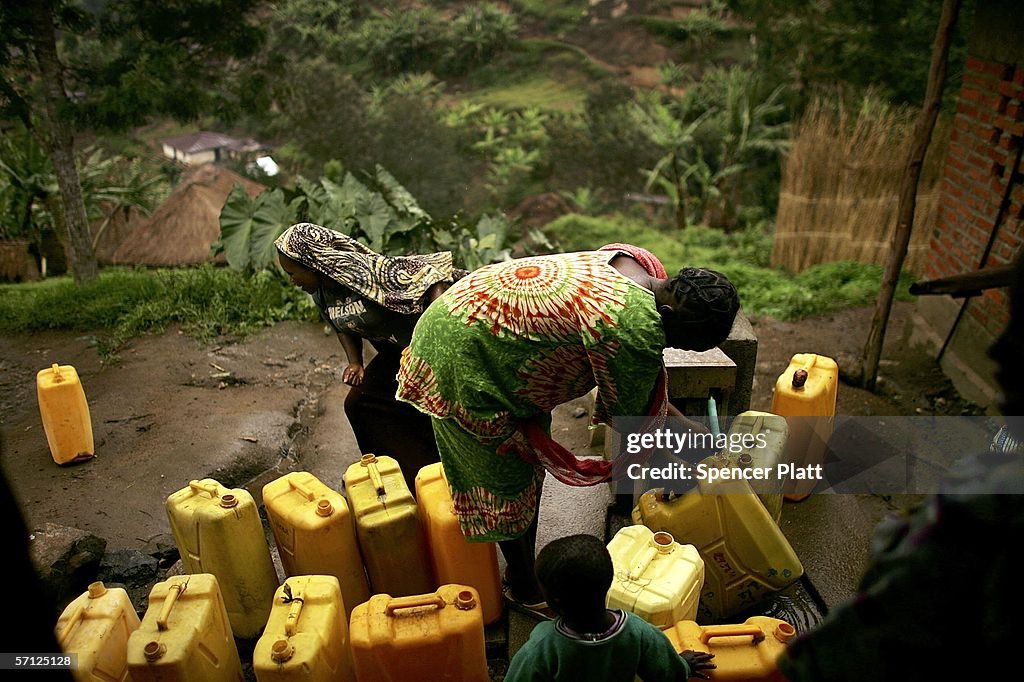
[91,205,145,265]
[112,163,265,266]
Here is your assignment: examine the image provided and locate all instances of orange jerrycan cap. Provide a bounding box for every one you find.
[87,582,108,598]
[316,498,334,517]
[651,531,675,553]
[774,621,796,643]
[271,639,295,663]
[454,591,477,611]
[143,641,167,662]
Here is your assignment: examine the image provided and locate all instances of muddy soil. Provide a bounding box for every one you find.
[1,302,984,553]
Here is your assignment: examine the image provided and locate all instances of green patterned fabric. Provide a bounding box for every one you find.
[397,251,666,541]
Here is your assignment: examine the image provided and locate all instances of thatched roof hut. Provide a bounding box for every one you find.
[113,163,265,266]
[92,206,145,265]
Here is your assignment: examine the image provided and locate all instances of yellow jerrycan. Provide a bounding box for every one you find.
[165,479,279,639]
[349,584,489,682]
[415,462,502,625]
[126,574,244,682]
[343,454,433,598]
[606,526,704,628]
[55,581,140,682]
[37,363,95,465]
[632,455,803,623]
[770,353,838,501]
[663,616,796,681]
[722,411,790,522]
[253,575,356,682]
[263,471,370,617]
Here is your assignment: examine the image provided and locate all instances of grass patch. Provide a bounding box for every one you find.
[458,39,607,110]
[508,0,589,32]
[0,266,318,357]
[543,213,915,321]
[465,75,589,111]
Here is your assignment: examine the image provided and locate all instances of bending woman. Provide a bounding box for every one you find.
[396,244,739,606]
[275,222,463,491]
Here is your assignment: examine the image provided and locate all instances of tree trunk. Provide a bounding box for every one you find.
[27,2,98,284]
[858,0,961,390]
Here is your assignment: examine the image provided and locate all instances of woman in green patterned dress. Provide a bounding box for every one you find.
[396,245,739,607]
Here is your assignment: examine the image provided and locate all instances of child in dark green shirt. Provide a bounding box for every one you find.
[505,534,715,682]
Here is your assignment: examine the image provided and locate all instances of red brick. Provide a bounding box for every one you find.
[969,152,991,169]
[947,154,970,173]
[954,115,972,132]
[998,81,1021,99]
[998,241,1014,261]
[948,140,969,158]
[966,55,988,72]
[985,60,1014,79]
[961,87,982,103]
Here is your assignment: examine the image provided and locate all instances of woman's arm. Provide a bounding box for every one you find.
[337,331,365,386]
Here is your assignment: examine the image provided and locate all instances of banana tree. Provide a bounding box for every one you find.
[631,93,716,229]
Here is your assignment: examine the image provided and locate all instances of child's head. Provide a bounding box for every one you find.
[535,534,613,619]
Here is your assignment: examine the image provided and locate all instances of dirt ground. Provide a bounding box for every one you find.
[0,300,985,554]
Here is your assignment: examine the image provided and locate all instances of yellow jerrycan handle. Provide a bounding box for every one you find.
[49,363,64,382]
[281,583,306,637]
[287,477,316,501]
[188,480,222,498]
[156,580,187,631]
[627,531,675,581]
[699,623,766,645]
[360,454,387,497]
[384,593,447,617]
[384,590,477,616]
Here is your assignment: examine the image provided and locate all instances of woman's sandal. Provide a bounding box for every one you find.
[502,584,555,621]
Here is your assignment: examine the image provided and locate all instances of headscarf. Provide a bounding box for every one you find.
[274,223,457,315]
[598,243,668,279]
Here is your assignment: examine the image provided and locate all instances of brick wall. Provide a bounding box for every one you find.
[927,54,1024,340]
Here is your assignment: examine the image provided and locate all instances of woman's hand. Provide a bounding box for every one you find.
[681,650,716,679]
[342,364,365,386]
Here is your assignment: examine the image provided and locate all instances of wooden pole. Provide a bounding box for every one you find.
[858,0,962,390]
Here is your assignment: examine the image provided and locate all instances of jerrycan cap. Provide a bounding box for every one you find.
[143,641,166,662]
[651,531,675,553]
[316,498,334,517]
[455,591,477,610]
[87,582,108,598]
[792,369,809,388]
[774,622,796,643]
[738,453,753,467]
[220,494,239,509]
[271,640,295,663]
